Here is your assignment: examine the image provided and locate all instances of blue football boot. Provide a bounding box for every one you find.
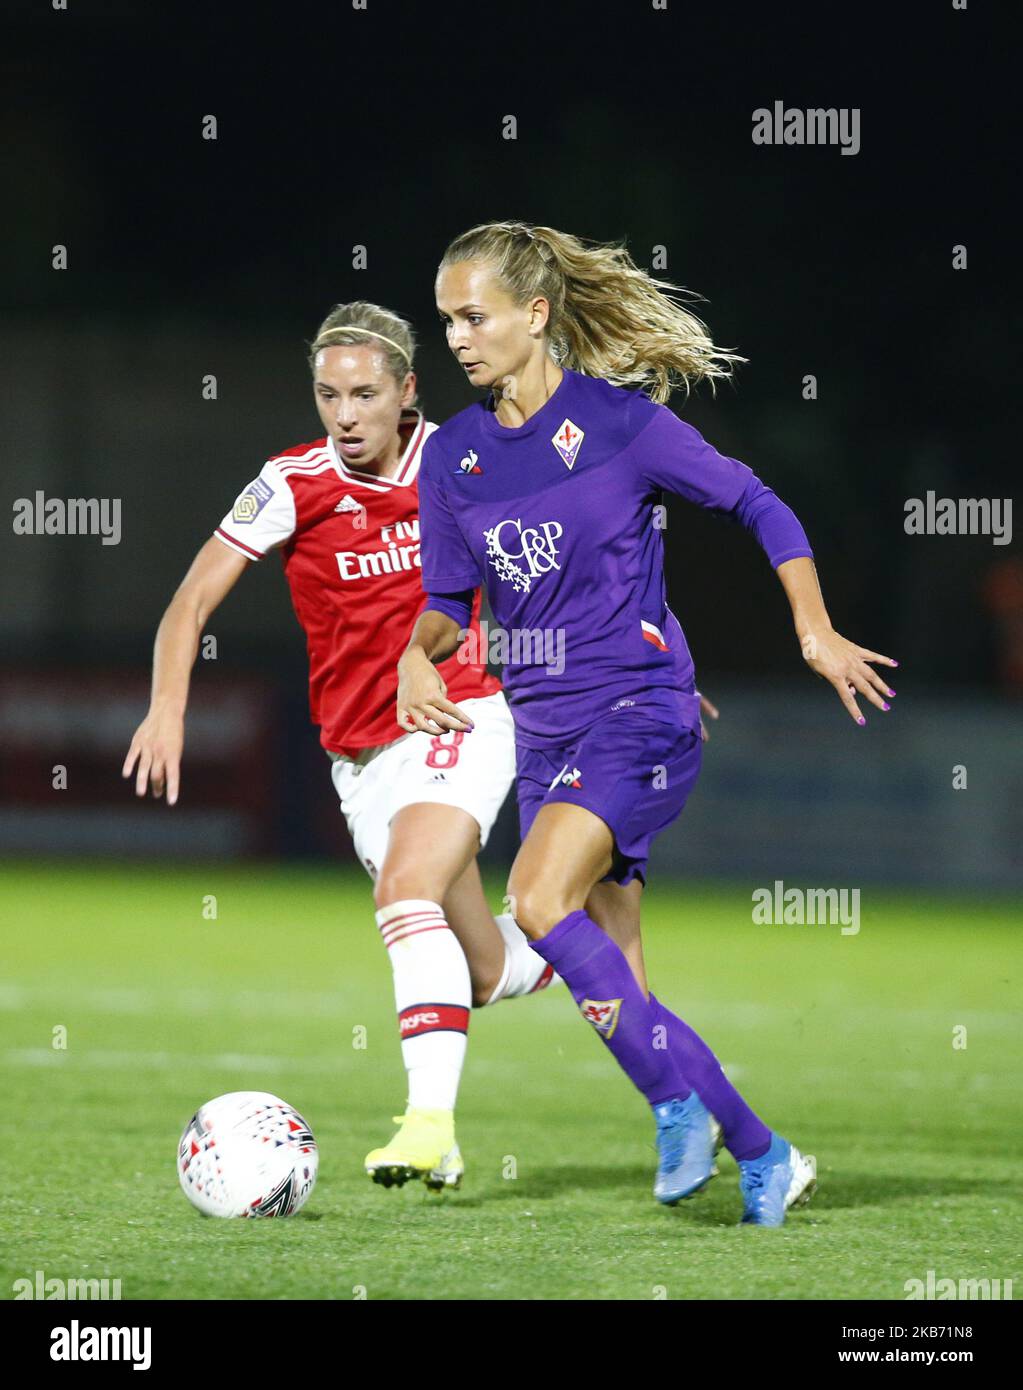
[652,1094,721,1204]
[738,1132,817,1226]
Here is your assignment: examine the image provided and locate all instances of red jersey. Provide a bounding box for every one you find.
[214,409,500,755]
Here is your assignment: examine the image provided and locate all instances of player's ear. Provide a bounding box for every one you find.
[401,370,417,407]
[527,296,550,337]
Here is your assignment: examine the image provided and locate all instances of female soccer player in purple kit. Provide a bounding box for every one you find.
[397,222,898,1225]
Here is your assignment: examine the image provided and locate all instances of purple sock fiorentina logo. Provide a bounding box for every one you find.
[552,417,584,470]
[580,997,623,1038]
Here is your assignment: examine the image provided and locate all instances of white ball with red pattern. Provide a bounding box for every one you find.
[177,1091,318,1218]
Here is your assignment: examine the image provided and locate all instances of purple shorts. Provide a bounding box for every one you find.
[515,708,703,886]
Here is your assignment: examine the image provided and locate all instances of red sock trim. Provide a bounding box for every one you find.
[398,1003,470,1039]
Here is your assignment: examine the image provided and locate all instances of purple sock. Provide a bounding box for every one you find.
[530,910,691,1106]
[649,993,771,1160]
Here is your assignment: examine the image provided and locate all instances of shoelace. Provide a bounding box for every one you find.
[657,1107,696,1168]
[740,1163,769,1213]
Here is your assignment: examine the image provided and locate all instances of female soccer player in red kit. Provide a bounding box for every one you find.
[124,302,559,1190]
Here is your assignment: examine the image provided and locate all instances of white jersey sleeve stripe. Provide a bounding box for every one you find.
[268,442,330,467]
[277,449,332,471]
[278,457,334,479]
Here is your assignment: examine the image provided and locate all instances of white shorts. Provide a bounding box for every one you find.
[329,692,515,880]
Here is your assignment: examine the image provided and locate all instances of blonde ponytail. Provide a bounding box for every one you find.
[439,221,745,403]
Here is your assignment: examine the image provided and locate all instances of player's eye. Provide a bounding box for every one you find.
[468,314,484,325]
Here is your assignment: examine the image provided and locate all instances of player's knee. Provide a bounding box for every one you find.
[507,882,565,941]
[372,868,438,911]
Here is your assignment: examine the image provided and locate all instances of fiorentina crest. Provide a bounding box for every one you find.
[580,997,623,1038]
[552,417,584,469]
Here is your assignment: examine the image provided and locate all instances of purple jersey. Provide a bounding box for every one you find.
[419,368,813,748]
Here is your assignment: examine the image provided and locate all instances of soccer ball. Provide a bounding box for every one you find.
[177,1091,318,1218]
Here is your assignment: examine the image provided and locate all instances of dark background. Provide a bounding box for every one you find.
[2,0,1017,870]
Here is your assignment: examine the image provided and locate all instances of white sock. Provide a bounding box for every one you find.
[375,899,470,1112]
[484,913,561,1005]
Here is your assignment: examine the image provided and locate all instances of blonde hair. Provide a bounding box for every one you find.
[309,301,416,396]
[439,221,745,403]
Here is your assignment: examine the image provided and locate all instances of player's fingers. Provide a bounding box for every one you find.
[859,661,896,700]
[431,697,474,730]
[832,676,865,726]
[121,742,139,778]
[150,754,166,798]
[421,702,468,733]
[166,760,181,807]
[856,647,898,668]
[403,705,446,735]
[134,749,153,797]
[849,669,888,713]
[699,696,720,720]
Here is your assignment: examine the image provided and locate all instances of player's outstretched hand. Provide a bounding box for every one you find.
[396,650,474,736]
[697,691,719,743]
[121,707,185,805]
[801,627,897,726]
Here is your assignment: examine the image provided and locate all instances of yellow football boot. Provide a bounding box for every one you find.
[364,1108,463,1191]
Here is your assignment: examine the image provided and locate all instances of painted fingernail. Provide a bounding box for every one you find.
[882,702,890,711]
[858,716,867,725]
[891,660,899,667]
[888,688,896,696]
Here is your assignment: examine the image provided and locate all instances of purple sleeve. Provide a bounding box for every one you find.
[426,590,473,629]
[731,475,815,569]
[418,441,483,591]
[636,405,813,570]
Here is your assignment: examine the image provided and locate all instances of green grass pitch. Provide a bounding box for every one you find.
[1,861,1020,1301]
